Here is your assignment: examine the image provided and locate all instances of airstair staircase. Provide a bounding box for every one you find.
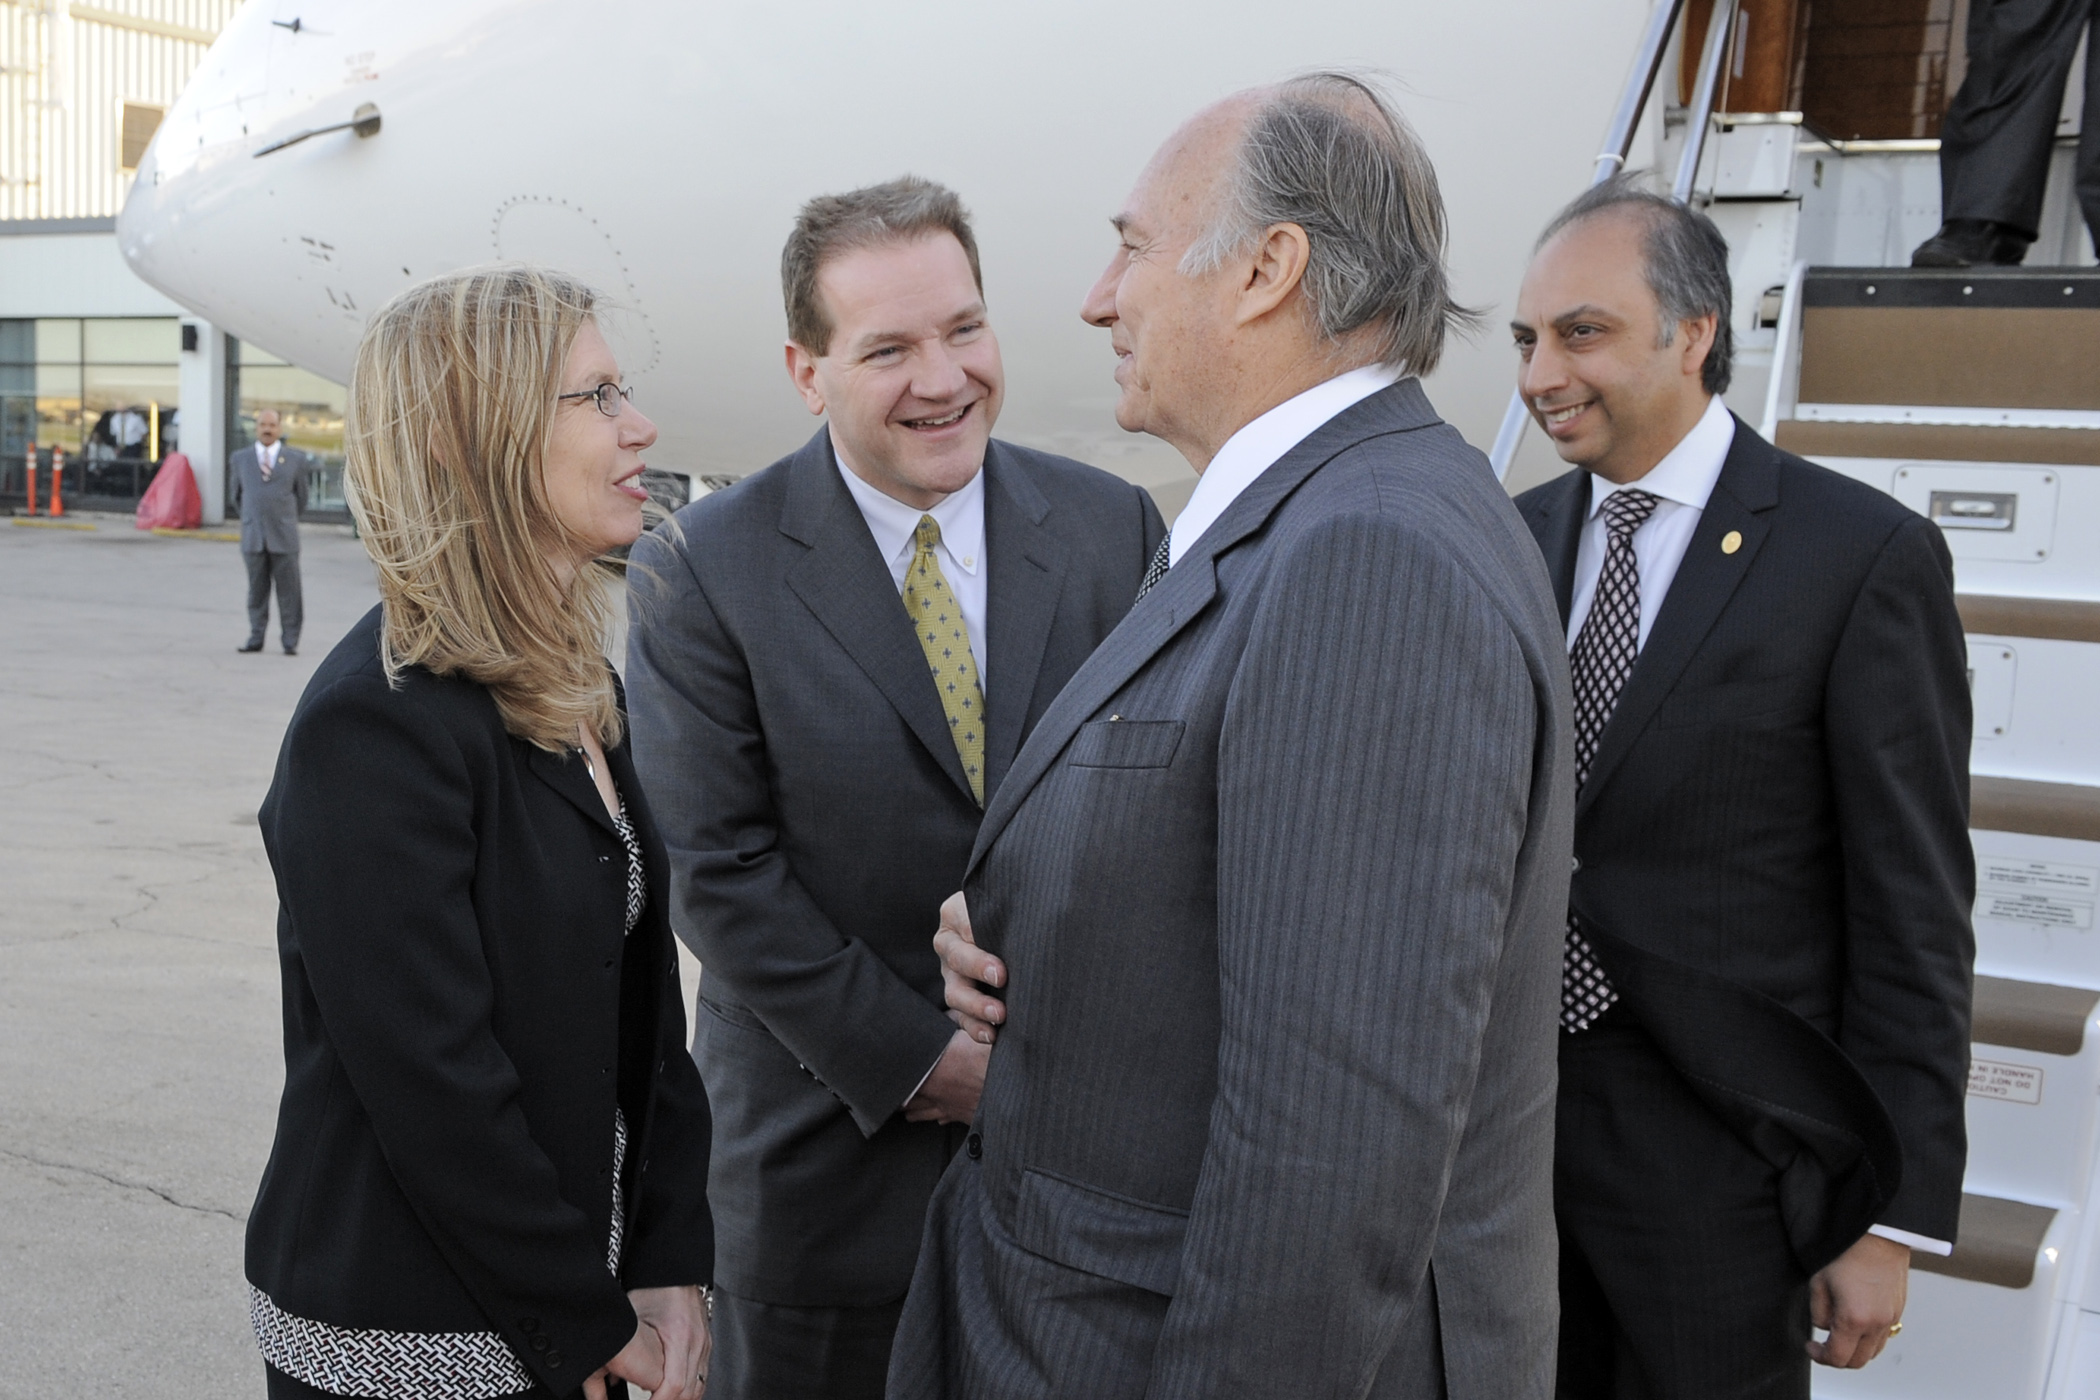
[1778,265,2100,1400]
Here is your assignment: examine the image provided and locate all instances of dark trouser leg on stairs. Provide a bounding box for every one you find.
[1938,0,2094,238]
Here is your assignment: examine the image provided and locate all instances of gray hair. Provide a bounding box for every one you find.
[1181,72,1475,375]
[1536,174,1734,394]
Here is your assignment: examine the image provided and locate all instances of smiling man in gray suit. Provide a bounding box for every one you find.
[625,177,1163,1400]
[895,75,1576,1400]
[230,409,311,655]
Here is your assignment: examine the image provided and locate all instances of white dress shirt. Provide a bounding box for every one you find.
[1166,362,1404,565]
[833,431,989,681]
[833,432,992,1109]
[1563,395,1951,1258]
[1564,394,1732,651]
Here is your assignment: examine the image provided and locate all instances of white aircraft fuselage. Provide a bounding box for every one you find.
[117,0,1651,508]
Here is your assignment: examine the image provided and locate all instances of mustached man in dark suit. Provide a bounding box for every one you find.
[624,177,1163,1400]
[1509,176,1975,1398]
[906,74,1575,1399]
[232,408,313,655]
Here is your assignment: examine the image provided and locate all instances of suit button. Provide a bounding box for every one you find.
[519,1317,539,1331]
[529,1336,549,1352]
[966,1132,982,1160]
[603,958,614,970]
[546,1352,563,1368]
[1571,856,1582,874]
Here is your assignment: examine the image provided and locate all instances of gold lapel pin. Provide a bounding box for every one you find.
[1721,529,1743,555]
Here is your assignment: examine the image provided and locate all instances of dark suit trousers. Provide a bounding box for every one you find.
[244,549,303,647]
[1555,1010,1810,1400]
[708,1289,903,1400]
[1939,0,2099,244]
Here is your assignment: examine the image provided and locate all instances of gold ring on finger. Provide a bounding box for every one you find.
[1889,1322,1903,1337]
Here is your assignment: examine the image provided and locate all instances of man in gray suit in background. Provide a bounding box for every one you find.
[895,73,1575,1399]
[230,409,310,655]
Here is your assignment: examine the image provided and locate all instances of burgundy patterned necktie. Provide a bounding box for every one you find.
[1561,487,1660,1033]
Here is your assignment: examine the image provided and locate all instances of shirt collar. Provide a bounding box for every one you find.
[1170,362,1404,564]
[1586,394,1734,519]
[831,428,986,576]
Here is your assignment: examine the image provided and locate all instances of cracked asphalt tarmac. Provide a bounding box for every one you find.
[0,518,380,1397]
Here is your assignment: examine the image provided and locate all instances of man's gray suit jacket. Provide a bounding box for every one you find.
[624,428,1164,1310]
[229,444,311,554]
[889,380,1577,1400]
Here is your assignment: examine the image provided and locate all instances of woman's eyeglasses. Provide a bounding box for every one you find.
[557,382,634,418]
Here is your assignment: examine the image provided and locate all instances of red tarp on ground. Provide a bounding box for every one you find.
[135,453,202,531]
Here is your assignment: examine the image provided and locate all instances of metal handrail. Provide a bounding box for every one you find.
[1593,0,1691,183]
[1488,0,1706,480]
[1757,258,1809,440]
[1673,0,1739,200]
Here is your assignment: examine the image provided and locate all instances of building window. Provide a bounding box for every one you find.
[120,103,167,174]
[1,316,179,506]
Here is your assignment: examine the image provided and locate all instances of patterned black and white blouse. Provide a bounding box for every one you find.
[253,781,646,1400]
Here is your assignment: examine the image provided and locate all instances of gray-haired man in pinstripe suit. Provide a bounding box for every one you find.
[890,73,1576,1400]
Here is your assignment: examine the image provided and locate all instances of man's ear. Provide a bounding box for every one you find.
[784,341,826,416]
[1235,221,1313,329]
[1681,312,1719,382]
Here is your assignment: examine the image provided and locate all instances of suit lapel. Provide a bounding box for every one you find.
[968,378,1443,872]
[525,743,618,835]
[602,726,666,897]
[1523,469,1590,627]
[781,429,978,803]
[981,445,1068,799]
[1578,419,1783,817]
[967,554,1219,874]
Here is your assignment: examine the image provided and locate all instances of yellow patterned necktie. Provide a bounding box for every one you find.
[903,516,986,805]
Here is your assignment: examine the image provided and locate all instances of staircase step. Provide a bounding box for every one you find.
[1912,1193,2059,1290]
[1974,974,2100,1056]
[1797,268,2100,414]
[1971,776,2100,842]
[1805,267,2100,310]
[1775,420,2100,465]
[1958,595,2100,643]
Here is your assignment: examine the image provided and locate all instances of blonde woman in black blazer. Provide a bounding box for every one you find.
[248,266,714,1400]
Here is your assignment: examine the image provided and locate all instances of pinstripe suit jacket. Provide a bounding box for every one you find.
[889,379,1576,1400]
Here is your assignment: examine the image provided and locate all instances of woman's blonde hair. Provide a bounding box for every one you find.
[346,263,622,752]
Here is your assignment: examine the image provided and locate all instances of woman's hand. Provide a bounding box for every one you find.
[630,1284,713,1400]
[583,1320,665,1400]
